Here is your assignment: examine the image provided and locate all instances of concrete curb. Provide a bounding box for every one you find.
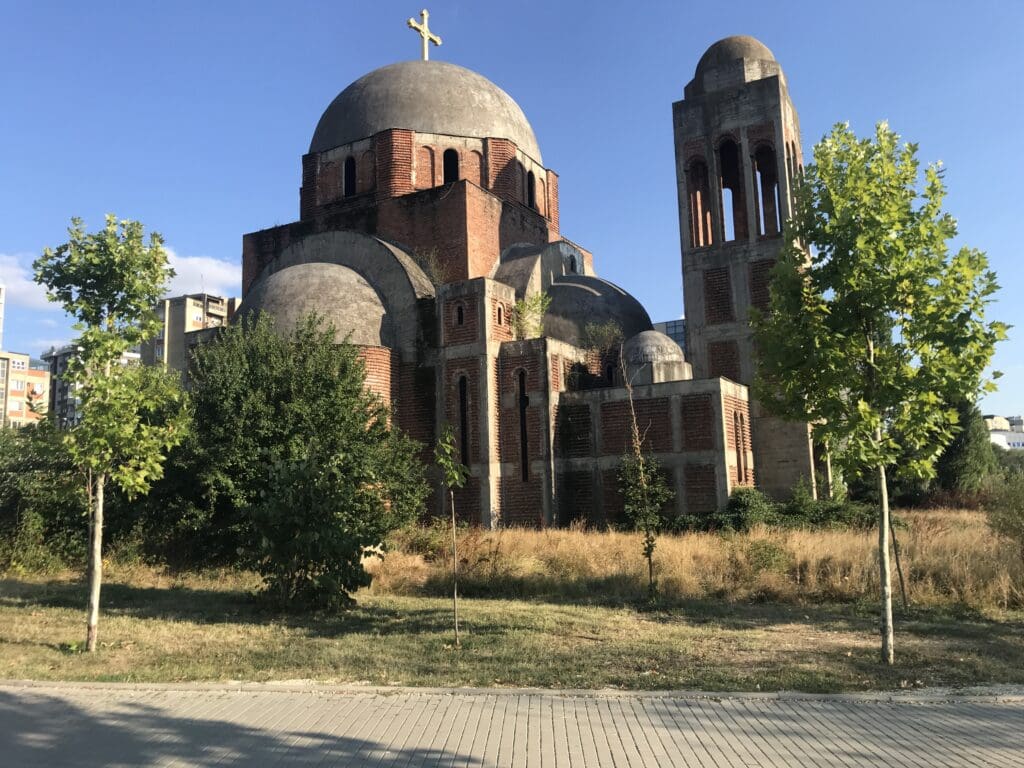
[3,679,1023,704]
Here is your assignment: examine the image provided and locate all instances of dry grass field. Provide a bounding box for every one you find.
[1,508,1021,691]
[374,509,1024,610]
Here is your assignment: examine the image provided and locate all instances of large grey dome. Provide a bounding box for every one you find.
[623,330,684,365]
[310,60,542,162]
[543,276,652,348]
[237,262,393,347]
[695,35,776,78]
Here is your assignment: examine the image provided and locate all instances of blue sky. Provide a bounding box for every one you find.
[2,1,1021,413]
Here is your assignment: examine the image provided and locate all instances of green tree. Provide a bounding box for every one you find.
[168,312,427,600]
[617,355,674,599]
[435,423,467,646]
[984,471,1024,567]
[0,420,87,571]
[753,123,1006,664]
[511,292,552,339]
[934,400,998,497]
[34,216,187,652]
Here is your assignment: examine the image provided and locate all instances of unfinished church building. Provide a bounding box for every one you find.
[237,34,812,527]
[673,35,815,499]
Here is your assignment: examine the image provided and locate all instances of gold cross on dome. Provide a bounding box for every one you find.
[407,9,442,61]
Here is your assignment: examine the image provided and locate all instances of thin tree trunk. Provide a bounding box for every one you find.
[877,458,895,665]
[86,472,105,653]
[450,488,460,648]
[890,519,909,611]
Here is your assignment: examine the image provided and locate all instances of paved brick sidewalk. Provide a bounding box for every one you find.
[1,682,1022,767]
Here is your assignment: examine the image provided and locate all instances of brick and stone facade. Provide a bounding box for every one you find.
[236,49,771,528]
[673,36,815,499]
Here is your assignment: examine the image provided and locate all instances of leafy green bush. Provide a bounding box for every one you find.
[714,487,779,531]
[252,435,426,609]
[744,539,793,574]
[778,479,876,529]
[984,471,1024,565]
[0,422,87,570]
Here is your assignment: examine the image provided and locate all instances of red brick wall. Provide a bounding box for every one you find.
[444,357,480,464]
[555,403,592,458]
[703,267,734,324]
[601,469,624,525]
[357,346,396,406]
[546,170,560,232]
[724,394,754,486]
[444,296,478,346]
[499,349,546,524]
[415,145,435,190]
[490,297,514,342]
[747,121,776,146]
[680,394,714,450]
[246,180,551,293]
[486,138,517,199]
[452,477,480,524]
[374,129,414,200]
[465,150,483,187]
[300,154,317,220]
[684,464,718,515]
[500,474,543,527]
[558,470,594,526]
[396,362,435,451]
[358,151,376,193]
[708,340,741,383]
[749,259,776,313]
[599,398,672,455]
[317,160,341,205]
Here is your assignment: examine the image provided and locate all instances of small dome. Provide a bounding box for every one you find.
[310,60,542,162]
[694,35,776,78]
[623,330,684,365]
[237,262,393,347]
[543,275,652,348]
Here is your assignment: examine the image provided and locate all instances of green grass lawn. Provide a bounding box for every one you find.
[1,568,1022,692]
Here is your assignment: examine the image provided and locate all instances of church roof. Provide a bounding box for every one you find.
[694,35,776,78]
[309,60,542,162]
[623,330,685,364]
[543,275,652,348]
[237,262,394,348]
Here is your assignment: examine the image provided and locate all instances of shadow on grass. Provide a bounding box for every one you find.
[0,688,483,767]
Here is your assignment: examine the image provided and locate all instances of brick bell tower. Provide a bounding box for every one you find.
[672,35,815,499]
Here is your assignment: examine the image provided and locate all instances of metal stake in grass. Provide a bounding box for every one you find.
[435,424,468,648]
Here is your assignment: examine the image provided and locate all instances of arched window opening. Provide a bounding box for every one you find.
[456,304,464,326]
[753,145,781,237]
[496,305,504,325]
[687,159,713,248]
[517,370,530,481]
[606,364,615,384]
[527,171,537,209]
[343,156,356,198]
[568,255,578,274]
[443,149,459,184]
[718,139,747,242]
[458,375,470,466]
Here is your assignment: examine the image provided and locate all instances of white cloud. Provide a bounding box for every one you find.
[165,248,241,299]
[0,253,52,309]
[30,338,72,355]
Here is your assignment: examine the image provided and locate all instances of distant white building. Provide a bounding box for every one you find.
[984,413,1024,451]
